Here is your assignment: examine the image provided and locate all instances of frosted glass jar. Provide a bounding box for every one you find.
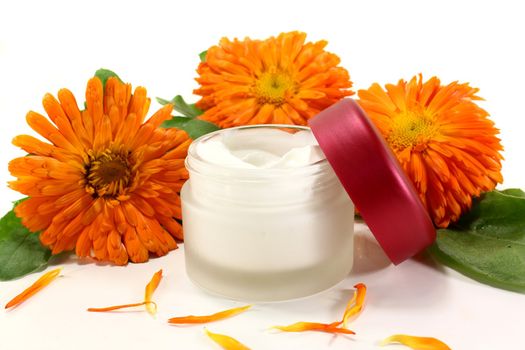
[181,125,354,301]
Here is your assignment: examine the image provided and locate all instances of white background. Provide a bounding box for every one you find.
[0,1,524,349]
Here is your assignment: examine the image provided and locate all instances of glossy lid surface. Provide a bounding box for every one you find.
[309,99,436,264]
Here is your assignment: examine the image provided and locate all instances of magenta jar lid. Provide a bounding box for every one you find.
[309,99,436,265]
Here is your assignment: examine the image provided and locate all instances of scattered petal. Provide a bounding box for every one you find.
[380,334,451,350]
[168,305,251,324]
[270,282,366,336]
[144,269,162,315]
[272,321,355,335]
[5,268,61,309]
[205,329,251,350]
[87,301,157,313]
[342,282,367,327]
[87,270,162,314]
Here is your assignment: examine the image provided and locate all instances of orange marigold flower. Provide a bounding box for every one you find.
[9,77,191,265]
[194,31,353,128]
[358,75,503,227]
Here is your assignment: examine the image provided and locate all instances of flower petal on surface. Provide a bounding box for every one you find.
[5,268,61,309]
[205,329,251,350]
[342,282,367,327]
[87,270,163,314]
[380,334,451,350]
[272,321,355,335]
[168,305,252,325]
[144,269,163,315]
[87,301,157,313]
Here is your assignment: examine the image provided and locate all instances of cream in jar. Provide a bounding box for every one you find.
[181,125,354,301]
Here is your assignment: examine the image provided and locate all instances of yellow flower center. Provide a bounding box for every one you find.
[387,110,439,150]
[253,71,295,105]
[87,148,133,197]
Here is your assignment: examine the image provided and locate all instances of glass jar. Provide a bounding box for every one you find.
[181,125,354,301]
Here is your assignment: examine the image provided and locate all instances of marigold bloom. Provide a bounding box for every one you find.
[358,75,503,227]
[9,77,191,265]
[194,31,353,128]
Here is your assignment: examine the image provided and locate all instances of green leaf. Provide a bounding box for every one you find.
[162,117,219,140]
[428,189,525,293]
[0,206,52,281]
[161,116,192,129]
[156,97,171,106]
[156,95,203,118]
[199,50,207,62]
[499,188,525,198]
[94,68,122,89]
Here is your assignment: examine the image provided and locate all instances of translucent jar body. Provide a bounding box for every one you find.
[181,125,354,301]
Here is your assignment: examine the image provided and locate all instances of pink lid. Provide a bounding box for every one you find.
[309,99,436,265]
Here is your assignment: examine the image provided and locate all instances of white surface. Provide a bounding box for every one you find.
[0,0,524,349]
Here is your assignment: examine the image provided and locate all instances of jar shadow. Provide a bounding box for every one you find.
[351,221,391,275]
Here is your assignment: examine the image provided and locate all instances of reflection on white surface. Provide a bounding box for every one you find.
[352,222,391,274]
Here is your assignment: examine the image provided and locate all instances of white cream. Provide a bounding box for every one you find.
[195,129,325,169]
[182,125,354,301]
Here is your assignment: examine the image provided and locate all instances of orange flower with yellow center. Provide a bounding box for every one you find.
[9,77,191,265]
[194,31,353,128]
[358,75,503,227]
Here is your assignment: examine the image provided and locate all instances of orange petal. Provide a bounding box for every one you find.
[205,329,251,350]
[26,111,76,152]
[128,86,149,122]
[42,93,67,123]
[123,227,149,263]
[144,269,163,315]
[11,135,81,165]
[85,77,104,129]
[342,282,367,327]
[87,301,157,313]
[87,270,163,314]
[5,268,61,309]
[168,305,251,324]
[380,334,451,350]
[143,104,173,129]
[92,114,112,151]
[272,321,355,335]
